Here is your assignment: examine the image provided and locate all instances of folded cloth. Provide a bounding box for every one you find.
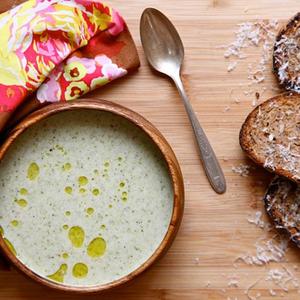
[0,0,140,131]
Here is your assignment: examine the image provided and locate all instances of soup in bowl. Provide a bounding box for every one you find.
[0,100,184,292]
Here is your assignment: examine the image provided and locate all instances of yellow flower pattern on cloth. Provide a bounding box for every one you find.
[0,0,127,111]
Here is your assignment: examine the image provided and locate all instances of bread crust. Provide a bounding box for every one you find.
[239,92,300,183]
[264,176,300,247]
[273,12,300,92]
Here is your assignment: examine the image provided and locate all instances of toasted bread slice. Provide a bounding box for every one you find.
[240,93,300,183]
[273,13,300,92]
[264,176,300,247]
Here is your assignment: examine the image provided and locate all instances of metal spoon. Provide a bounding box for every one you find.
[140,8,226,194]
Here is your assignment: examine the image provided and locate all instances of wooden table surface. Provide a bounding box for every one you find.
[1,0,300,299]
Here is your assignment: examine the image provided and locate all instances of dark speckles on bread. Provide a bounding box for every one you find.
[240,93,300,183]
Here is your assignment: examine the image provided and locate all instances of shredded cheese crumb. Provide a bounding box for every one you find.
[232,164,254,177]
[247,211,265,229]
[221,20,278,104]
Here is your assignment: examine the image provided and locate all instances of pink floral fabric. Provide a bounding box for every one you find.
[0,0,128,112]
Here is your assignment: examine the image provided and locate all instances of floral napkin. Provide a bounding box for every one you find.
[0,0,140,131]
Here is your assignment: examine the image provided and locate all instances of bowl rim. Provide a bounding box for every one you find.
[0,99,185,293]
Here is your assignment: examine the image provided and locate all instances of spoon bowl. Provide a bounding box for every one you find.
[140,8,184,77]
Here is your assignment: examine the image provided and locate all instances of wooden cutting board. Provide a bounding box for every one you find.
[1,0,300,299]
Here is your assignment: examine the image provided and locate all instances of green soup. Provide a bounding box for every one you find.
[0,110,173,286]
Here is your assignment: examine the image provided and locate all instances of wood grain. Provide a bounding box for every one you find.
[1,0,300,299]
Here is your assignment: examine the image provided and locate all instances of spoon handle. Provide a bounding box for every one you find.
[172,74,226,194]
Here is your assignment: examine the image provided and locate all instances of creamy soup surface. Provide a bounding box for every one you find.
[0,110,173,286]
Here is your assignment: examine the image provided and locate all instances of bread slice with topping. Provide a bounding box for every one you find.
[274,12,300,92]
[264,176,300,247]
[240,93,300,183]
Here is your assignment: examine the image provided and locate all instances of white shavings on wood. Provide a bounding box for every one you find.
[247,211,265,229]
[227,274,240,288]
[228,279,239,288]
[231,164,254,177]
[236,235,288,266]
[206,281,211,287]
[245,277,262,300]
[233,203,297,299]
[269,289,276,296]
[224,105,231,112]
[222,20,278,104]
[228,61,238,72]
[223,20,278,65]
[223,22,260,59]
[266,266,299,294]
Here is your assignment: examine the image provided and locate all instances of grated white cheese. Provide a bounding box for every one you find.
[206,280,211,287]
[269,289,276,296]
[228,279,239,288]
[236,235,288,266]
[228,61,238,72]
[247,211,265,229]
[266,266,299,293]
[224,105,231,112]
[222,20,278,104]
[245,277,262,300]
[232,164,254,177]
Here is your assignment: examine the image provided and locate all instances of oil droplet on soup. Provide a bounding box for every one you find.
[62,253,69,259]
[64,186,72,195]
[78,176,88,186]
[92,188,100,196]
[65,211,71,216]
[68,226,85,248]
[27,162,39,181]
[10,220,19,227]
[121,191,128,202]
[47,264,68,283]
[119,181,125,188]
[15,199,28,207]
[62,224,69,230]
[55,144,66,154]
[86,208,94,215]
[4,238,16,255]
[19,188,28,195]
[62,162,72,171]
[79,188,86,194]
[72,263,88,278]
[87,237,106,258]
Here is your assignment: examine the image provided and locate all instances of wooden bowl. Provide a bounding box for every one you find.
[0,99,184,293]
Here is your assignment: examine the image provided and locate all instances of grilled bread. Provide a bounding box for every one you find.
[240,93,300,183]
[264,176,300,247]
[274,13,300,92]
